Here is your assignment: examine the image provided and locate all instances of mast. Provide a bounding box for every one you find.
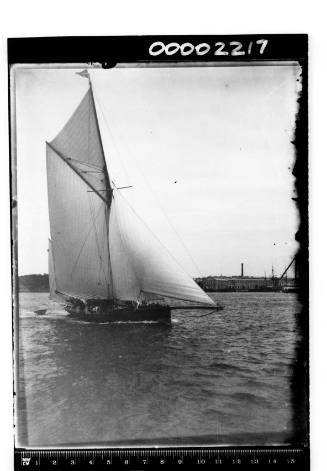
[88,74,113,200]
[47,70,215,308]
[88,73,115,301]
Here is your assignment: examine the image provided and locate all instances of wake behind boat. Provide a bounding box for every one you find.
[46,70,219,323]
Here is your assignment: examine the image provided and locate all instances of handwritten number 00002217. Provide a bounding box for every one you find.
[149,40,268,57]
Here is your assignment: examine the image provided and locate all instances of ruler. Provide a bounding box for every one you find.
[15,447,308,469]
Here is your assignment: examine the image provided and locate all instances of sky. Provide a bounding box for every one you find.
[14,64,301,278]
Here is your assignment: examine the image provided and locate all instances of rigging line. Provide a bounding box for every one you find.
[92,86,131,186]
[105,197,114,300]
[89,196,104,287]
[126,145,202,277]
[112,193,143,294]
[145,290,214,305]
[70,202,104,277]
[89,80,115,297]
[81,171,103,175]
[88,81,112,190]
[110,105,202,277]
[115,189,209,292]
[143,290,213,305]
[88,89,91,165]
[47,142,109,206]
[92,82,201,278]
[87,194,110,288]
[66,158,103,171]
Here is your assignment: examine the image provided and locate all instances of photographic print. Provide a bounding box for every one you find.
[9,36,308,468]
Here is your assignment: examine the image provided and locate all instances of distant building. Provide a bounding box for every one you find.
[200,276,291,292]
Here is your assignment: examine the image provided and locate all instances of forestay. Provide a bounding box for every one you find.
[47,82,214,307]
[109,189,215,306]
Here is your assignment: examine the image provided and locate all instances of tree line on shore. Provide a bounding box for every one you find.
[18,274,49,292]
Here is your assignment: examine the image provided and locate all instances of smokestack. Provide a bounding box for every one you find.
[241,263,244,277]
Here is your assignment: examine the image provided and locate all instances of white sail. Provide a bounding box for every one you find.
[51,87,106,169]
[46,88,112,299]
[47,80,215,308]
[109,189,215,306]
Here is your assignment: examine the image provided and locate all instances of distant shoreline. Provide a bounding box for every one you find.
[19,289,49,293]
[18,273,296,294]
[18,274,49,293]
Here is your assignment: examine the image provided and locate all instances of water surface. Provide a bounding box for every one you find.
[16,292,301,446]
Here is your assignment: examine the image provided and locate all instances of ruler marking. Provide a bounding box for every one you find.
[14,446,308,468]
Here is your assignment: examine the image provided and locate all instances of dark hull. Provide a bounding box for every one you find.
[66,305,171,324]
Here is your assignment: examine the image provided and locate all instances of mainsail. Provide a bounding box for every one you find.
[46,87,112,299]
[47,78,215,307]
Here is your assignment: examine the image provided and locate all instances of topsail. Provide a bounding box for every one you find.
[46,76,215,308]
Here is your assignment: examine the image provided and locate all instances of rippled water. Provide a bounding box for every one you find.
[16,292,301,447]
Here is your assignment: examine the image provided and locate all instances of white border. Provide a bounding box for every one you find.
[1,2,326,469]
